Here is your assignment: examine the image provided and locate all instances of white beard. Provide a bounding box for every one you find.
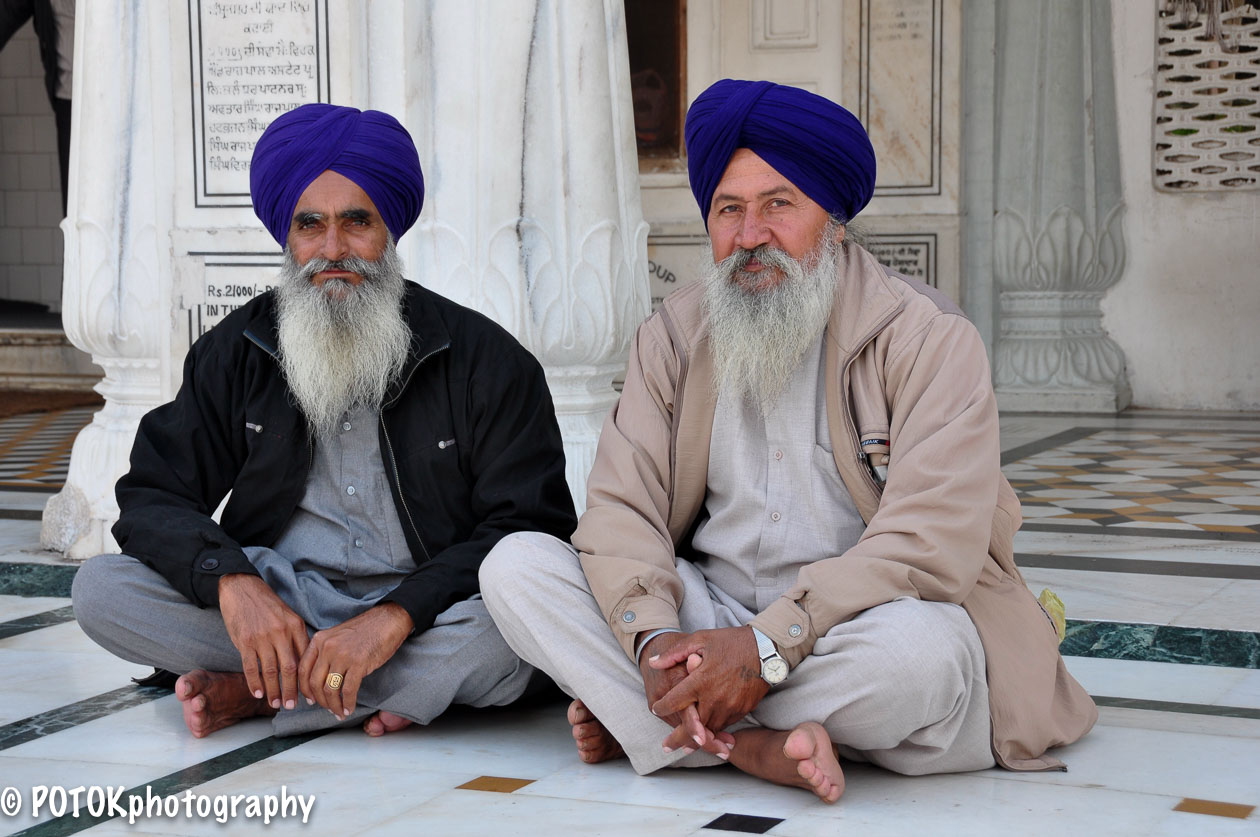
[274,240,411,439]
[702,222,843,413]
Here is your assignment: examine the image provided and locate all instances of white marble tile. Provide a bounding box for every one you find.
[1065,656,1260,710]
[995,714,1260,803]
[1110,521,1202,531]
[85,760,469,836]
[0,648,150,725]
[1067,473,1143,484]
[1108,482,1179,493]
[1143,501,1241,513]
[2,696,273,769]
[0,756,156,834]
[771,770,1255,837]
[1013,506,1073,519]
[1177,513,1260,526]
[0,594,69,622]
[1020,568,1260,631]
[371,788,716,837]
[0,491,49,511]
[1048,498,1143,510]
[519,759,816,821]
[1026,488,1109,499]
[1012,530,1260,566]
[0,617,107,654]
[269,703,579,779]
[0,520,43,554]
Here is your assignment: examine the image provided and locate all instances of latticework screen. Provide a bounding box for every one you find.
[1154,0,1260,191]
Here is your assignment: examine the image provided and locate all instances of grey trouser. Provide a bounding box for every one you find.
[480,532,996,776]
[72,553,535,736]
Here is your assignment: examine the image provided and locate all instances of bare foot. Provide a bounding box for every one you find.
[729,722,844,803]
[175,670,274,738]
[567,699,625,763]
[363,710,414,737]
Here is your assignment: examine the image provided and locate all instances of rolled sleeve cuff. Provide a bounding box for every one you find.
[751,597,816,669]
[610,595,680,662]
[190,548,259,607]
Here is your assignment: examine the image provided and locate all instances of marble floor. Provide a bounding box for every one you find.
[0,408,1256,835]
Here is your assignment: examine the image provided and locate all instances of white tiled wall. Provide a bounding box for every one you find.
[0,20,63,313]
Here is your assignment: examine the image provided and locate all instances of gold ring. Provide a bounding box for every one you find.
[326,672,344,690]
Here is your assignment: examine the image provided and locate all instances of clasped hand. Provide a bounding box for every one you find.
[218,574,412,719]
[639,626,770,758]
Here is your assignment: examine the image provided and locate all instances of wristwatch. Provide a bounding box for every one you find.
[750,626,789,686]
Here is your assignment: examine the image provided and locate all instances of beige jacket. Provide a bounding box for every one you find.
[574,244,1097,771]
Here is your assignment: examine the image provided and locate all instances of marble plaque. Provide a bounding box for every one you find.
[645,235,708,310]
[189,0,330,207]
[181,251,282,349]
[857,0,941,195]
[865,234,936,287]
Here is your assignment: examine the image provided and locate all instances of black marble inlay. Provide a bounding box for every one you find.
[0,605,75,639]
[1062,620,1260,669]
[0,508,42,520]
[0,563,77,597]
[1092,695,1260,720]
[703,813,785,834]
[0,685,169,751]
[1016,553,1260,580]
[13,730,329,837]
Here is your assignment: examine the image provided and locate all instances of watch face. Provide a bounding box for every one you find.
[762,657,789,685]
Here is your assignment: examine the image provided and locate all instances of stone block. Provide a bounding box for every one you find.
[35,190,62,226]
[0,78,17,112]
[31,113,55,148]
[21,228,55,264]
[1,116,35,153]
[16,77,48,115]
[0,37,31,77]
[0,228,21,260]
[0,153,20,189]
[7,264,40,301]
[18,153,52,190]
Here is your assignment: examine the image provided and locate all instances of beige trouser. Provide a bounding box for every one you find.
[480,531,996,776]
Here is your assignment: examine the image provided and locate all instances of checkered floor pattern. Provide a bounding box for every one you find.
[0,407,95,489]
[1003,429,1260,535]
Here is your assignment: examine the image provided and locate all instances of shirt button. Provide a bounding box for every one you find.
[354,538,363,548]
[789,624,802,637]
[343,421,352,431]
[771,512,781,522]
[774,450,783,460]
[622,611,636,623]
[200,557,219,570]
[346,485,356,496]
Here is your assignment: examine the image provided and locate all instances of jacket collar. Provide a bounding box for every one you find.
[242,283,452,409]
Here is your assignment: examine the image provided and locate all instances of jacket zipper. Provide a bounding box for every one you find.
[839,309,903,505]
[378,342,449,563]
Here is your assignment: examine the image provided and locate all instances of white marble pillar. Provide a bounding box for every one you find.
[405,1,650,512]
[991,0,1131,412]
[42,0,174,560]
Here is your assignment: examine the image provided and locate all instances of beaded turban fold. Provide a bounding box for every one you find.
[249,103,425,246]
[684,79,877,228]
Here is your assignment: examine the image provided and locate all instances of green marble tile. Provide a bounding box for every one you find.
[0,563,77,598]
[1061,620,1260,668]
[0,684,171,751]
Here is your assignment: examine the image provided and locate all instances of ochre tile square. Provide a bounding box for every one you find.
[457,776,535,793]
[1173,798,1255,819]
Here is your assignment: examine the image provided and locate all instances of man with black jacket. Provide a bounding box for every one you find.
[71,103,576,738]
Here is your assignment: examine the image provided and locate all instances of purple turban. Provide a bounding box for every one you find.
[684,80,876,228]
[249,103,424,246]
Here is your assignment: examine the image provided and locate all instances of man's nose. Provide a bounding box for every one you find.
[734,211,772,250]
[318,225,349,262]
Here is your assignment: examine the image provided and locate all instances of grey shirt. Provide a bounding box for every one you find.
[245,406,414,630]
[691,333,867,615]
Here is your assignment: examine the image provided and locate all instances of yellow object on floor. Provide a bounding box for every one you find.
[1038,588,1067,642]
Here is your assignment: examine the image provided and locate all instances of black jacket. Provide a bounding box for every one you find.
[112,283,577,634]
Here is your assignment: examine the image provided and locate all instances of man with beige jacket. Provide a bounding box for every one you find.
[480,79,1096,803]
